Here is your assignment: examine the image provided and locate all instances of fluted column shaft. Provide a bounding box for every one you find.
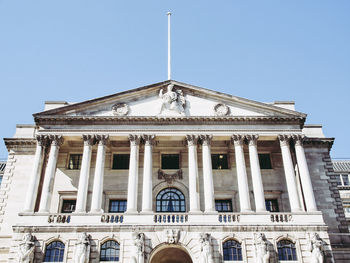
[126,135,141,213]
[141,135,155,213]
[186,135,200,213]
[246,135,266,212]
[75,135,95,213]
[90,135,108,213]
[200,135,216,213]
[293,135,318,211]
[23,135,47,212]
[39,135,64,213]
[232,135,252,212]
[278,135,302,212]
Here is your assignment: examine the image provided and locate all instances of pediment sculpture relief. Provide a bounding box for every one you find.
[112,103,129,116]
[158,84,186,116]
[18,233,35,263]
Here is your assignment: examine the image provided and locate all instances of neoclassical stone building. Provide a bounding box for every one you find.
[1,80,350,262]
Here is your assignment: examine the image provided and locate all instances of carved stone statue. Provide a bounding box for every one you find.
[158,84,186,116]
[18,233,35,263]
[73,232,90,263]
[164,229,179,244]
[199,233,214,263]
[131,232,144,263]
[254,233,270,263]
[309,233,325,263]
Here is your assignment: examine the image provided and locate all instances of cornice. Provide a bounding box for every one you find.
[303,137,334,150]
[4,138,36,151]
[34,115,306,127]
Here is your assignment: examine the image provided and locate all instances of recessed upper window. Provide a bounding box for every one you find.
[156,188,185,212]
[61,199,76,213]
[68,154,82,170]
[161,154,180,169]
[112,154,130,170]
[212,154,228,170]
[215,199,233,212]
[265,199,279,212]
[258,154,272,169]
[109,200,127,213]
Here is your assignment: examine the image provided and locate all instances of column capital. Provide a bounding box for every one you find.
[142,135,156,146]
[186,135,199,146]
[129,134,141,146]
[199,135,213,146]
[278,134,291,147]
[49,135,64,146]
[291,134,305,146]
[36,135,49,147]
[231,134,244,146]
[82,135,96,146]
[95,135,109,146]
[245,134,259,146]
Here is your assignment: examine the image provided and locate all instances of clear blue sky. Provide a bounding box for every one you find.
[0,1,349,159]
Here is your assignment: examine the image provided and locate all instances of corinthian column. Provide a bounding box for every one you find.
[232,134,251,212]
[186,135,200,213]
[200,135,216,213]
[141,135,155,213]
[246,135,266,212]
[39,135,64,213]
[126,135,141,214]
[75,135,95,213]
[23,135,48,212]
[292,135,318,212]
[90,135,109,213]
[278,135,302,212]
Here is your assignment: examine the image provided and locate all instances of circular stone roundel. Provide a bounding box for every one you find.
[112,103,129,116]
[214,103,230,116]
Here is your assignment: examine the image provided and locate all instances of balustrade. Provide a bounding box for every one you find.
[270,213,292,223]
[218,213,240,223]
[48,214,71,224]
[154,213,188,223]
[101,214,124,223]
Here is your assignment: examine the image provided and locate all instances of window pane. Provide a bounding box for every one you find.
[61,200,76,213]
[342,174,349,186]
[161,154,180,169]
[156,188,185,212]
[215,200,233,212]
[211,154,228,169]
[112,154,130,170]
[44,241,65,262]
[223,240,242,261]
[100,240,120,261]
[277,240,297,261]
[258,154,272,169]
[68,154,82,170]
[265,199,279,212]
[109,200,127,213]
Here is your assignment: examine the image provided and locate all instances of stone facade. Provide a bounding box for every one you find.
[1,80,350,262]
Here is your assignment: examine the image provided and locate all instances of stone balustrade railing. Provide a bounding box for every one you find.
[48,214,71,224]
[101,214,124,223]
[270,213,292,223]
[218,213,240,223]
[154,213,188,223]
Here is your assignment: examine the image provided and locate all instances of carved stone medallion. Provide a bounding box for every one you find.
[112,103,129,116]
[214,103,230,116]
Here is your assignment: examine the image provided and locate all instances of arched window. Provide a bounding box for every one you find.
[277,240,297,261]
[44,241,65,262]
[100,240,120,261]
[156,187,186,212]
[223,239,243,261]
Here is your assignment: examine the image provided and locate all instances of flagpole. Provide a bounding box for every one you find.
[167,12,171,80]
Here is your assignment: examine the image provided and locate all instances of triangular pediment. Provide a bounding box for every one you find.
[34,80,306,119]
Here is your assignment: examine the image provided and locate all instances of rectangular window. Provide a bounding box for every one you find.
[259,154,272,169]
[341,174,349,186]
[0,175,2,186]
[215,199,233,212]
[61,199,76,213]
[109,200,127,213]
[211,154,229,170]
[336,175,343,186]
[161,154,180,169]
[68,154,82,170]
[112,154,130,169]
[265,199,279,212]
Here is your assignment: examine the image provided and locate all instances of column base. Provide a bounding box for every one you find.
[140,210,154,215]
[125,210,139,215]
[204,210,218,215]
[89,209,104,214]
[188,210,202,215]
[73,210,87,215]
[291,208,303,213]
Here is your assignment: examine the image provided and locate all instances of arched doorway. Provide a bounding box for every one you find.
[150,245,193,263]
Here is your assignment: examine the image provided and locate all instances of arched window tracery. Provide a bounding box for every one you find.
[44,241,65,262]
[156,187,186,212]
[222,239,243,261]
[277,239,297,261]
[100,240,120,262]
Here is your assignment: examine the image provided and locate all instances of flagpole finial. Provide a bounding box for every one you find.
[167,12,171,80]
